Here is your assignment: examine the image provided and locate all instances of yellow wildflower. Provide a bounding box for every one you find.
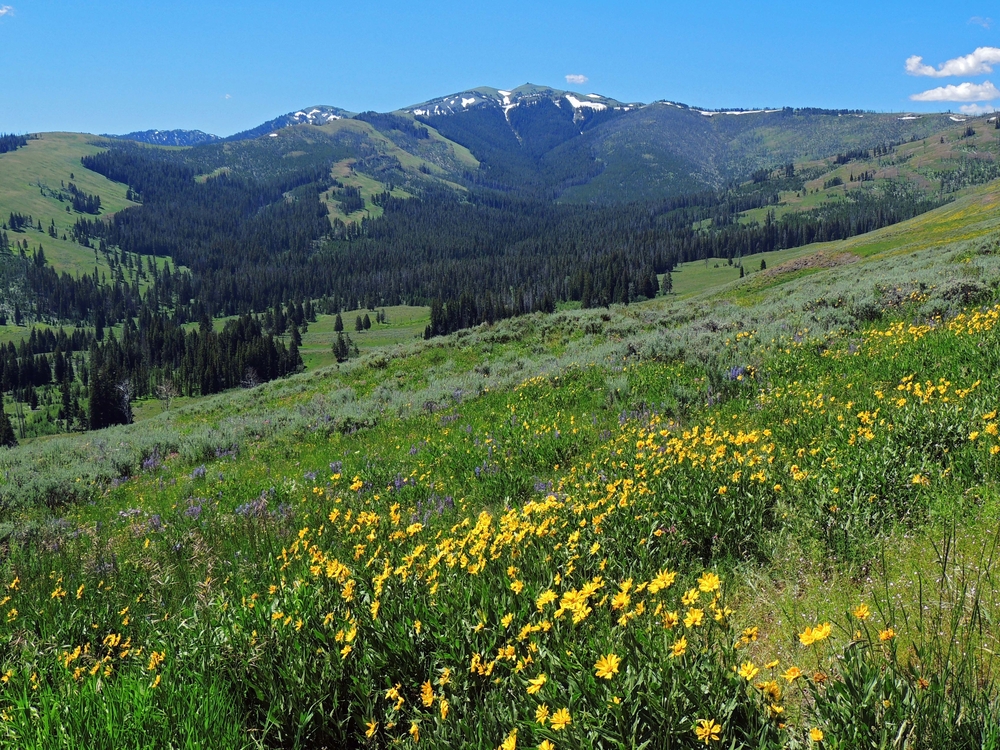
[535,703,550,725]
[694,718,722,744]
[782,666,802,683]
[648,569,677,593]
[594,653,621,680]
[738,661,759,681]
[799,622,831,646]
[499,729,517,750]
[671,636,688,658]
[536,590,557,610]
[684,608,705,628]
[550,708,571,731]
[527,673,547,695]
[698,572,721,593]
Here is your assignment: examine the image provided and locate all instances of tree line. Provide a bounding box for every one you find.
[0,134,29,155]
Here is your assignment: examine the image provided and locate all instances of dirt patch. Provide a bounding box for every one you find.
[761,251,859,278]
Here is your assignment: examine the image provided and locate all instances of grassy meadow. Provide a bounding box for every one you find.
[1,179,1000,747]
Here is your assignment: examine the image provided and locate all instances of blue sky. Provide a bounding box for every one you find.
[1,0,998,135]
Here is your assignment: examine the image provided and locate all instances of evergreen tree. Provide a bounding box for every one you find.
[60,378,72,426]
[0,403,16,447]
[87,341,132,429]
[333,332,356,363]
[355,315,364,332]
[334,313,343,332]
[362,313,371,330]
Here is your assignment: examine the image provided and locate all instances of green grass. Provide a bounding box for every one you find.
[297,305,430,369]
[665,245,833,298]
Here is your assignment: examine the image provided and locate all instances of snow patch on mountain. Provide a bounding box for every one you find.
[565,94,607,111]
[698,109,781,117]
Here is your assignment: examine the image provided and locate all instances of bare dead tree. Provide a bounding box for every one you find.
[155,379,178,411]
[115,379,135,424]
[241,367,261,389]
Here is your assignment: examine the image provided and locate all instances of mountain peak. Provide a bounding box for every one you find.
[401,84,638,118]
[225,105,357,141]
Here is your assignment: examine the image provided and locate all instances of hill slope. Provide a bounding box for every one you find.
[0,132,139,283]
[1,172,1000,745]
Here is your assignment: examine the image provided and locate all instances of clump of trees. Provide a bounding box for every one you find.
[0,134,28,155]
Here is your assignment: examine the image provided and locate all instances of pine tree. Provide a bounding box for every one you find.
[87,341,132,429]
[333,332,352,362]
[363,313,371,330]
[0,403,15,447]
[334,312,343,332]
[355,315,364,332]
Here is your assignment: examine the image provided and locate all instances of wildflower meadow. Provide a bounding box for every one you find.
[4,229,1000,748]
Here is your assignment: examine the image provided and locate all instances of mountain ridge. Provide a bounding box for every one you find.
[105,128,222,147]
[40,85,1000,205]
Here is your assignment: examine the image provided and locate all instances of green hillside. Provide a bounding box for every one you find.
[0,133,138,277]
[734,116,1000,227]
[2,167,1000,745]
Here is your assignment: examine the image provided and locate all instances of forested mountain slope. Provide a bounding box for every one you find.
[1,91,999,442]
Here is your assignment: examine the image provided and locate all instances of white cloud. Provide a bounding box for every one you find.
[960,102,998,115]
[906,47,1000,77]
[970,16,993,29]
[224,94,232,99]
[910,80,1000,102]
[0,6,13,17]
[565,74,588,85]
